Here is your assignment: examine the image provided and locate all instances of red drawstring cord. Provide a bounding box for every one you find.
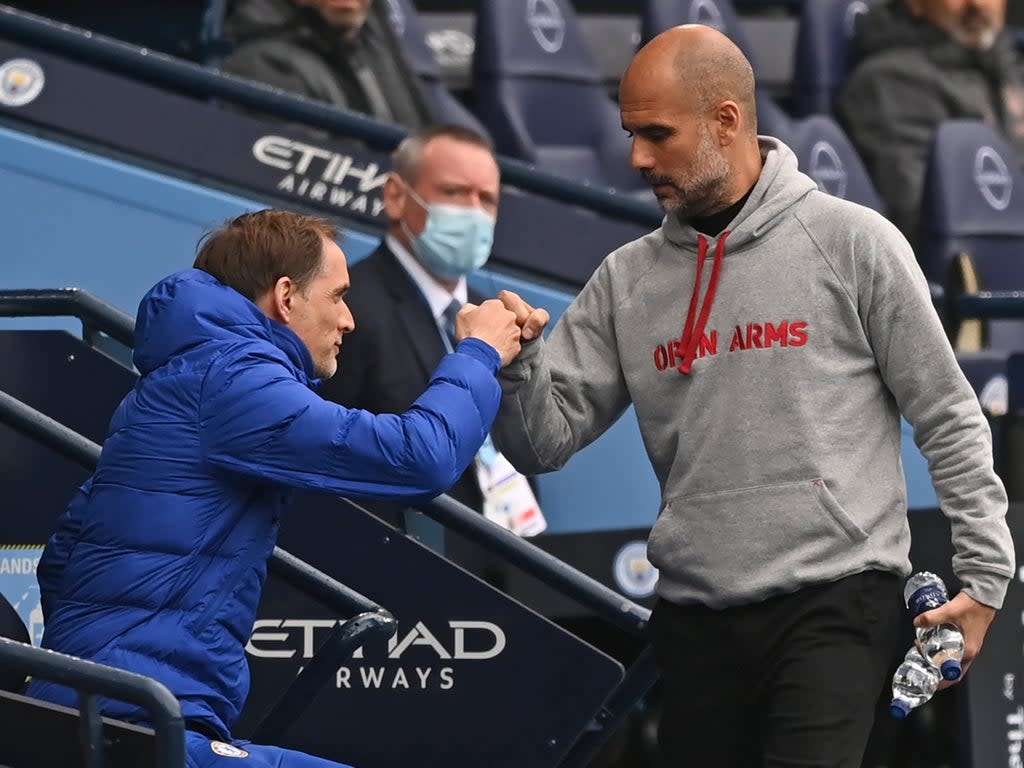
[678,231,729,374]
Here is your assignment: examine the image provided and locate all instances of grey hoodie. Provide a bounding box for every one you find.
[494,138,1014,609]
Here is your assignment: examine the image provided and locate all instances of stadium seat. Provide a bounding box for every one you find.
[639,0,759,68]
[757,91,792,142]
[471,0,644,192]
[382,0,491,138]
[791,0,880,117]
[198,0,230,67]
[919,121,1024,350]
[786,114,883,212]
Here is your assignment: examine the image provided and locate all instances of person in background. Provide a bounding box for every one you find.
[223,0,434,130]
[26,209,521,767]
[836,0,1024,244]
[319,124,544,553]
[489,24,1014,767]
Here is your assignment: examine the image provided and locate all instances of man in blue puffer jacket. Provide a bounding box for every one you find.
[25,209,523,767]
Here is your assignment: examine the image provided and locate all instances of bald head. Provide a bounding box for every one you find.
[625,25,757,134]
[619,25,763,217]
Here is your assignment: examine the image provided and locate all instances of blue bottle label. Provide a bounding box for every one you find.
[908,584,947,616]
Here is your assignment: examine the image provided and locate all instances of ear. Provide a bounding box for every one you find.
[383,173,408,222]
[257,275,299,324]
[714,100,743,147]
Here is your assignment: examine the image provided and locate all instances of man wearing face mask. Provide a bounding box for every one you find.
[836,0,1024,245]
[320,124,544,545]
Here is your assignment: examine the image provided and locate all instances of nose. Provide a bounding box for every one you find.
[339,302,355,334]
[630,138,654,172]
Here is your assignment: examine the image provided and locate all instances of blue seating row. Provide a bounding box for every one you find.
[393,0,874,201]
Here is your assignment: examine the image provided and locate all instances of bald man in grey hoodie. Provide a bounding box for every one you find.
[481,24,1015,768]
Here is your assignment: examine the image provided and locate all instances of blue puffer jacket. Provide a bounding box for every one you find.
[26,269,502,737]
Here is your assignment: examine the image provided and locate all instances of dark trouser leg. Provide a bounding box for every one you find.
[650,571,901,768]
[759,571,902,768]
[649,598,760,768]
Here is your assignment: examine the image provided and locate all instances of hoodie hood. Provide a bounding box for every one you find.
[662,137,818,253]
[133,269,316,386]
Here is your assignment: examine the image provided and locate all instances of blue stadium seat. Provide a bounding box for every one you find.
[471,0,644,191]
[918,120,1024,350]
[786,115,883,212]
[382,0,490,138]
[791,0,879,117]
[639,0,758,68]
[757,91,792,142]
[958,350,1009,410]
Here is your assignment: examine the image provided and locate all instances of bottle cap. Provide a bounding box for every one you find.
[940,659,962,681]
[889,699,912,718]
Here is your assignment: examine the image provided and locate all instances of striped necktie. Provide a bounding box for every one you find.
[442,298,461,348]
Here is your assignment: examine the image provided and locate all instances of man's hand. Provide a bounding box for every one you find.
[915,591,996,689]
[497,290,550,341]
[456,299,522,367]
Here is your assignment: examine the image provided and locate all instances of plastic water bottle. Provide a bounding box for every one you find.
[904,571,965,681]
[890,647,941,718]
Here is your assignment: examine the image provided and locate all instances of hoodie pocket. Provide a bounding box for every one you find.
[648,478,868,604]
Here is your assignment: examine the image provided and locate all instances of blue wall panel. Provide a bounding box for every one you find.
[0,126,380,323]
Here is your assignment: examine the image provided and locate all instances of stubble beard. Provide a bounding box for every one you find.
[655,129,733,218]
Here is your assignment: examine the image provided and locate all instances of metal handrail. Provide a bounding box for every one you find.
[417,494,650,635]
[0,288,135,347]
[0,636,185,768]
[0,388,101,469]
[250,610,396,744]
[0,5,663,228]
[958,291,1024,319]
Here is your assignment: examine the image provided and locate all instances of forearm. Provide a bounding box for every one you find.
[873,260,1014,606]
[204,343,502,500]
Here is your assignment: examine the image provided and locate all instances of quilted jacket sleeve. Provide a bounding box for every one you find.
[199,339,501,501]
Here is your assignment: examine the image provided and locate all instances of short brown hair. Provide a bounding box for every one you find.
[194,209,339,300]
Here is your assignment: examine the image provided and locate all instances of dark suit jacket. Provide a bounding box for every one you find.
[319,243,485,514]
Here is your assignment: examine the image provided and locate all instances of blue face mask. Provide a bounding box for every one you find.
[402,186,496,280]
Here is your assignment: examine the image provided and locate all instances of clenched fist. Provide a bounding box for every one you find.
[456,299,522,367]
[496,290,550,341]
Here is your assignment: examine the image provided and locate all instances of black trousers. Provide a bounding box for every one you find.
[649,570,902,768]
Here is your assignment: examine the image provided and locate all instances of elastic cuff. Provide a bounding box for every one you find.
[455,337,501,375]
[498,335,541,387]
[959,570,1011,610]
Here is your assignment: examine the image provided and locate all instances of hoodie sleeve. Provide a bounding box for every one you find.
[199,338,501,501]
[858,216,1014,608]
[493,261,631,473]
